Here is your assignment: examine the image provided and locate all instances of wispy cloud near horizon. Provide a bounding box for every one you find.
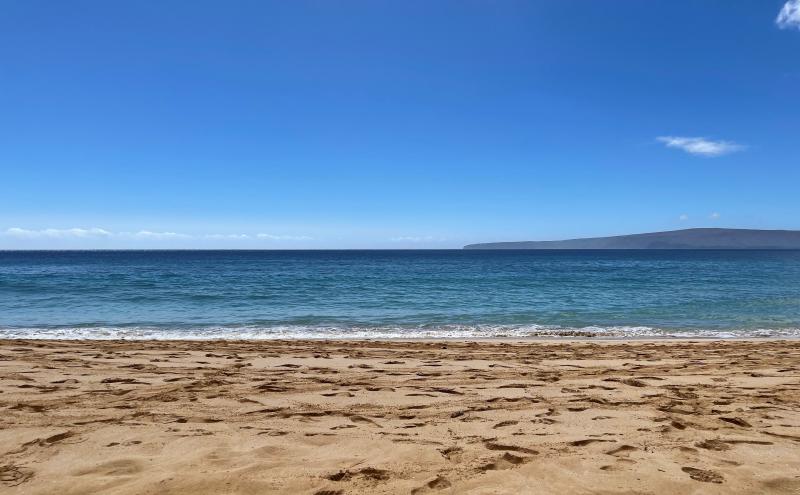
[2,228,313,243]
[389,236,449,243]
[205,233,251,240]
[256,233,314,241]
[4,227,113,239]
[124,230,189,240]
[777,0,800,29]
[656,136,745,157]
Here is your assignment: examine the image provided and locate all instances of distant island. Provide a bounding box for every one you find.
[464,228,800,250]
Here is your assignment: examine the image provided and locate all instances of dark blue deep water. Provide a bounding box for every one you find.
[1,250,800,339]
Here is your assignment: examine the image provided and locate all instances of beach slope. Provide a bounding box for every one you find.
[1,339,799,494]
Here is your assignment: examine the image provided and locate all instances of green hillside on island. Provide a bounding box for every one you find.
[464,228,800,250]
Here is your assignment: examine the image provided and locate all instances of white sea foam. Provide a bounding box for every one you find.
[1,324,799,340]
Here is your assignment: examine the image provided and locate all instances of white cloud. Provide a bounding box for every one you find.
[657,136,744,157]
[391,236,430,242]
[2,228,316,244]
[679,214,689,221]
[777,0,800,29]
[256,233,313,241]
[3,228,189,241]
[204,233,251,239]
[390,236,438,242]
[123,230,190,240]
[4,227,112,239]
[709,212,721,220]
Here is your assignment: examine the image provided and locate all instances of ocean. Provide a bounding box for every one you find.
[1,250,799,339]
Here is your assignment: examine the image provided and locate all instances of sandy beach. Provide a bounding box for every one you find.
[1,339,798,494]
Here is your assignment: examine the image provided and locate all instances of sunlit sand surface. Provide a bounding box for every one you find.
[1,339,799,494]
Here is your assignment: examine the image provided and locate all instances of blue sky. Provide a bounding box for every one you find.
[2,1,799,249]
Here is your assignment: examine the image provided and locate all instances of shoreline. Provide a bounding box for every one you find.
[2,335,800,342]
[2,339,798,494]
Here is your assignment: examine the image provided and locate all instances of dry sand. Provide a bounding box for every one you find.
[1,339,799,494]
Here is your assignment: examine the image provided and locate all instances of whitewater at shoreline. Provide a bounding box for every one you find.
[2,324,800,340]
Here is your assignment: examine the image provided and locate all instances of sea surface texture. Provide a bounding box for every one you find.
[1,250,799,339]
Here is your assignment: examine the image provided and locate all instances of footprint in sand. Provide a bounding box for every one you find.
[479,453,531,472]
[0,464,34,486]
[327,467,390,482]
[42,431,75,444]
[484,441,538,455]
[10,404,47,413]
[73,459,143,477]
[439,446,463,461]
[719,417,751,427]
[411,475,452,493]
[571,439,615,447]
[695,439,731,451]
[100,377,149,385]
[620,378,648,387]
[682,467,724,484]
[348,415,381,427]
[493,420,518,429]
[605,445,636,456]
[51,378,80,385]
[670,420,687,430]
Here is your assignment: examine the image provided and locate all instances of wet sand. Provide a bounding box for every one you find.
[1,339,799,494]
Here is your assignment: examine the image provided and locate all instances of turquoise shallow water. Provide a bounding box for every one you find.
[1,250,800,339]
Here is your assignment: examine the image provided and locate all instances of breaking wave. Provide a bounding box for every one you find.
[2,324,799,340]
